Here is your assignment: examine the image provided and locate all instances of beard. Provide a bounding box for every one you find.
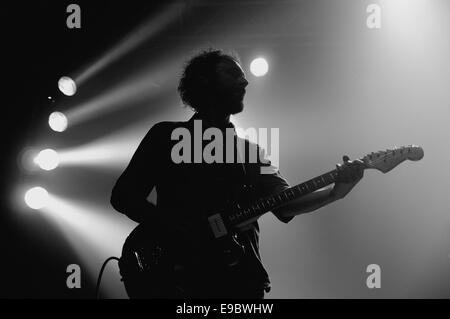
[208,86,245,115]
[220,90,245,115]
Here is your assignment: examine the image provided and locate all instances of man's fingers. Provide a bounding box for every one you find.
[350,163,364,180]
[336,163,348,182]
[354,159,365,178]
[337,156,365,182]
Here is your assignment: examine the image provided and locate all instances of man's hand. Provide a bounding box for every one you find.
[331,155,365,200]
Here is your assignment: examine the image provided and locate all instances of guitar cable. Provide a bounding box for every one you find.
[95,256,121,299]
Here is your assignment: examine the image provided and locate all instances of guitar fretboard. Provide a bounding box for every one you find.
[226,169,339,226]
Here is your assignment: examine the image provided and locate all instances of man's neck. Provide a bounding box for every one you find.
[194,112,231,129]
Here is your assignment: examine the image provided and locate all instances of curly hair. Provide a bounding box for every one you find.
[178,48,241,113]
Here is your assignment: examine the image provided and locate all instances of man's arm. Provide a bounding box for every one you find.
[274,155,365,218]
[273,185,335,218]
[110,124,163,224]
[110,176,157,224]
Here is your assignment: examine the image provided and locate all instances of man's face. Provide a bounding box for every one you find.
[213,59,249,115]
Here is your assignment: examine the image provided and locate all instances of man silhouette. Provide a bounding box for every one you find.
[111,49,364,298]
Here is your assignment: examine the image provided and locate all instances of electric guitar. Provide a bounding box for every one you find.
[118,145,424,298]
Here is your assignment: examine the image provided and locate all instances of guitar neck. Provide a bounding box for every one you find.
[226,169,340,227]
[210,144,424,235]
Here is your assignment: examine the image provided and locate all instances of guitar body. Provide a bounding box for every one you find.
[118,186,253,299]
[119,223,176,298]
[119,222,247,298]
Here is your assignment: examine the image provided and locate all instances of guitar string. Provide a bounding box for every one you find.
[233,150,394,217]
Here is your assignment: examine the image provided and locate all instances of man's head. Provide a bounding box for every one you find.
[178,49,249,117]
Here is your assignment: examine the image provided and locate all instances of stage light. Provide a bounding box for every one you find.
[49,112,68,132]
[34,149,60,171]
[250,58,269,77]
[58,76,77,96]
[24,187,49,210]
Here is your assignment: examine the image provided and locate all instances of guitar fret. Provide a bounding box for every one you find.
[228,170,341,227]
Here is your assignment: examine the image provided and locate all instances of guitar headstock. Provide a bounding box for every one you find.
[362,145,424,173]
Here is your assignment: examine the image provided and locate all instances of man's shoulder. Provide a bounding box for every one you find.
[149,120,190,136]
[235,135,265,155]
[151,120,186,130]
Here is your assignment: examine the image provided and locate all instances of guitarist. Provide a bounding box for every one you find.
[110,49,365,299]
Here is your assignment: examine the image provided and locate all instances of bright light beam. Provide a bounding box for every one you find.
[74,3,184,86]
[65,74,161,127]
[57,122,151,169]
[42,195,136,298]
[65,55,179,127]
